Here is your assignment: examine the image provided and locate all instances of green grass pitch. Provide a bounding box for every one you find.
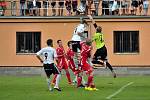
[0,75,150,100]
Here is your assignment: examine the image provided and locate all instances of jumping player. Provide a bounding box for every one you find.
[88,15,117,78]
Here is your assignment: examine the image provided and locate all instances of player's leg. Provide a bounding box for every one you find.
[69,60,78,84]
[51,74,57,85]
[83,63,98,91]
[64,69,72,84]
[44,64,53,91]
[53,64,61,91]
[102,46,117,78]
[77,71,85,88]
[92,48,101,64]
[104,60,117,78]
[64,62,72,84]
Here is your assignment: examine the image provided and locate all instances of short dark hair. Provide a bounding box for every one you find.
[83,19,88,25]
[57,40,61,44]
[80,17,88,25]
[67,41,72,47]
[96,26,102,33]
[47,39,53,46]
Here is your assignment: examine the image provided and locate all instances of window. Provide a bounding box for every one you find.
[114,31,139,53]
[16,32,41,53]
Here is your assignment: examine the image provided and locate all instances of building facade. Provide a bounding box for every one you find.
[0,16,150,67]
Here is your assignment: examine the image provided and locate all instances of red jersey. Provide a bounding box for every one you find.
[80,42,93,74]
[56,46,68,70]
[66,48,75,60]
[80,42,92,61]
[66,48,77,73]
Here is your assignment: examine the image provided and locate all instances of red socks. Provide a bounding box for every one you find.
[77,76,82,87]
[66,72,72,84]
[87,76,93,87]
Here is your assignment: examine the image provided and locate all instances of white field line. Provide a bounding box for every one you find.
[106,82,134,99]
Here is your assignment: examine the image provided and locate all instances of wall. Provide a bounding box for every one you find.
[0,17,150,66]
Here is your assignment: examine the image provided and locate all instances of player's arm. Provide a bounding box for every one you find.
[56,49,65,57]
[36,55,43,63]
[36,50,43,63]
[77,31,85,38]
[54,49,59,64]
[87,15,98,29]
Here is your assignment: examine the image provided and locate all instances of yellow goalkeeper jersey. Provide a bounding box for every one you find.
[92,32,105,49]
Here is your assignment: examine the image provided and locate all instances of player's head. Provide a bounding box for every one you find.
[80,17,88,26]
[67,41,71,47]
[85,38,92,46]
[96,26,102,33]
[47,39,53,47]
[57,40,63,47]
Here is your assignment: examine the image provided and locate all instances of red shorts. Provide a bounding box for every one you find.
[68,59,76,72]
[58,59,68,70]
[81,59,93,74]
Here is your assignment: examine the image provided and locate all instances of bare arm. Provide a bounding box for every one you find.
[36,55,43,63]
[87,15,98,29]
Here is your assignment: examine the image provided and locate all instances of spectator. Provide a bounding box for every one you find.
[131,0,138,15]
[109,0,114,15]
[125,0,129,15]
[112,0,119,15]
[93,0,100,16]
[27,0,33,16]
[20,0,26,16]
[121,0,126,15]
[50,0,56,16]
[36,0,41,16]
[58,0,64,16]
[77,0,87,15]
[139,0,143,15]
[102,0,109,15]
[72,0,78,15]
[87,0,92,15]
[65,0,72,16]
[43,0,49,16]
[0,0,6,16]
[11,0,17,16]
[143,0,149,15]
[33,0,37,16]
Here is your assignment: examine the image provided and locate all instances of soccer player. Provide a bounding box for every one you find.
[66,41,78,84]
[79,39,98,90]
[36,39,61,92]
[52,40,72,84]
[71,17,88,68]
[71,18,88,87]
[87,15,117,78]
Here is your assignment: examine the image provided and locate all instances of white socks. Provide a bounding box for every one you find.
[54,74,61,88]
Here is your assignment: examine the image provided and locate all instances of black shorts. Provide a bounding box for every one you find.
[71,41,81,52]
[72,1,78,12]
[131,1,138,8]
[43,63,60,77]
[59,2,64,7]
[36,1,41,8]
[93,46,107,61]
[51,2,56,8]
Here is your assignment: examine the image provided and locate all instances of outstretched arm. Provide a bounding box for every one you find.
[87,15,98,29]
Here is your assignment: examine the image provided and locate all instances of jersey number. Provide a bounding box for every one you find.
[44,53,48,60]
[99,35,104,42]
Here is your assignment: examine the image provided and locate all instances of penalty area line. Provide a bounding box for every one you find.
[106,82,134,99]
